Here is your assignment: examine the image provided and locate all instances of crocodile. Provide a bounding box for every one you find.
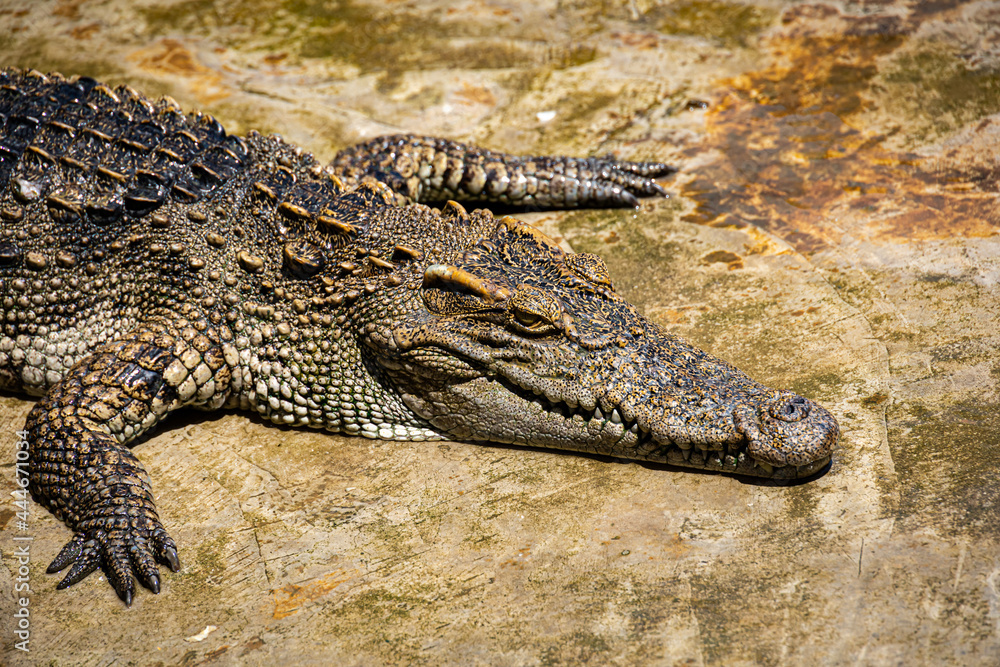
[0,68,839,605]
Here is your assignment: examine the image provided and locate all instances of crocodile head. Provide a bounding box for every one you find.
[375,217,838,479]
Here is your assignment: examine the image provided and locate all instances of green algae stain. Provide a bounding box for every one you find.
[318,588,433,662]
[193,532,230,579]
[340,588,419,621]
[140,0,597,74]
[2,31,127,86]
[888,398,1000,539]
[880,46,1000,145]
[539,630,611,666]
[289,0,532,74]
[788,371,850,405]
[655,0,776,48]
[557,208,684,279]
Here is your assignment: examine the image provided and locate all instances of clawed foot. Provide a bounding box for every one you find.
[47,512,180,606]
[587,156,675,206]
[331,134,676,209]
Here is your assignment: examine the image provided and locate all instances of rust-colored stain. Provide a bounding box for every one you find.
[681,4,1000,253]
[52,0,85,19]
[454,81,497,107]
[658,533,691,559]
[861,391,890,408]
[701,249,744,270]
[271,568,357,620]
[239,636,265,657]
[69,22,100,40]
[128,39,232,105]
[499,545,533,570]
[262,52,289,66]
[648,307,689,325]
[611,32,662,50]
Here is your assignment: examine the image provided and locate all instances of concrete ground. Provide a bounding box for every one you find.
[0,0,998,664]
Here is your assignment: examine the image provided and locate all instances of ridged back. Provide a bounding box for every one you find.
[0,68,249,223]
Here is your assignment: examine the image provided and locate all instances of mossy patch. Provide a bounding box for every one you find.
[654,0,777,49]
[878,45,1000,146]
[317,588,431,662]
[888,398,1000,539]
[193,532,230,579]
[1,34,127,84]
[139,0,598,75]
[788,371,850,404]
[533,90,621,148]
[539,630,612,665]
[339,587,420,622]
[556,207,686,310]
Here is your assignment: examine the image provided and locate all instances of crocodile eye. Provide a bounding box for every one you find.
[508,283,561,334]
[514,310,544,328]
[510,307,558,335]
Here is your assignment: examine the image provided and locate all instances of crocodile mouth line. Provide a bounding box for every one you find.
[492,373,827,478]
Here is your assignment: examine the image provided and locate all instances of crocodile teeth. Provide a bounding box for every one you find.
[610,409,621,424]
[682,448,692,461]
[594,407,604,421]
[757,461,774,474]
[628,424,639,435]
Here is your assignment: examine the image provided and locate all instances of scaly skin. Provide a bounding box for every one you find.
[332,134,674,208]
[0,68,838,605]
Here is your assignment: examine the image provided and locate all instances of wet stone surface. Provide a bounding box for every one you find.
[1,1,999,665]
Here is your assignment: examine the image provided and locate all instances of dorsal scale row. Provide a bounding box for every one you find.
[0,70,249,236]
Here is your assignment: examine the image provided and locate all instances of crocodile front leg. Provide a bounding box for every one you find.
[332,135,675,208]
[22,326,232,604]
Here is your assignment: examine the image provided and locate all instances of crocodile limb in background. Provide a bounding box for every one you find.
[0,68,839,605]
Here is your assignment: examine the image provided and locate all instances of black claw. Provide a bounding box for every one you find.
[57,564,97,589]
[147,571,161,594]
[120,587,133,607]
[57,549,100,588]
[47,536,83,573]
[163,546,181,572]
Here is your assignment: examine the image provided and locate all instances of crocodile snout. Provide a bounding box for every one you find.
[735,391,838,467]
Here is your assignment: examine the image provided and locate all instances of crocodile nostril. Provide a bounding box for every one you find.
[772,395,811,422]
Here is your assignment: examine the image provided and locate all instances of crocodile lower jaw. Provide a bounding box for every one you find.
[450,377,830,479]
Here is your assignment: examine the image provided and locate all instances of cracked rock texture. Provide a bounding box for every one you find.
[1,1,998,665]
